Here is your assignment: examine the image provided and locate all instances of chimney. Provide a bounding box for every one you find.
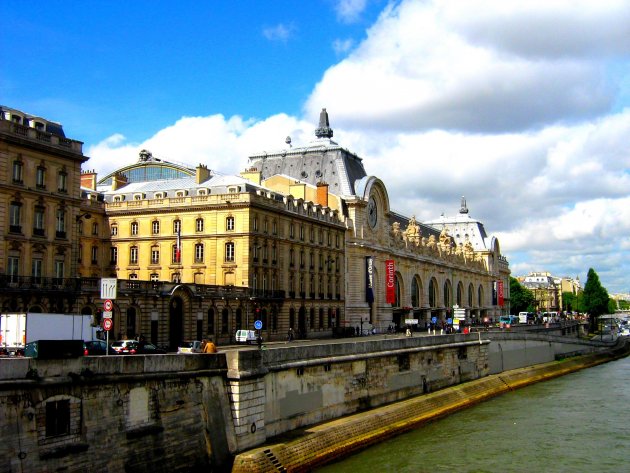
[81,170,97,190]
[316,182,329,207]
[196,164,211,184]
[111,172,128,191]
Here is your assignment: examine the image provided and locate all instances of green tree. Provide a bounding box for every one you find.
[582,268,610,332]
[509,277,535,314]
[608,298,618,314]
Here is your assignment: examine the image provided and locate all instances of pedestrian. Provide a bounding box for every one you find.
[203,338,217,353]
[405,327,412,337]
[287,327,294,342]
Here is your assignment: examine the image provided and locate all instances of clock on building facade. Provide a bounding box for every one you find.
[367,196,378,228]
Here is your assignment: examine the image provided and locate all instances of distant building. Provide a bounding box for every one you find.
[518,272,581,313]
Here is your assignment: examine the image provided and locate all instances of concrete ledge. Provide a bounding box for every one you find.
[232,342,630,472]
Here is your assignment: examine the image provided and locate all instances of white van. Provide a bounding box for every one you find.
[235,330,258,344]
[518,312,529,324]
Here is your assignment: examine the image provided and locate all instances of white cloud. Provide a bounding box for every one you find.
[262,23,295,42]
[305,0,629,132]
[333,38,355,55]
[334,0,368,23]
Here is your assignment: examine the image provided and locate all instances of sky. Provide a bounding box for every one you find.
[2,0,630,295]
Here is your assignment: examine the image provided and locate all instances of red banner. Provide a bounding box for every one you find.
[385,259,395,304]
[497,280,504,307]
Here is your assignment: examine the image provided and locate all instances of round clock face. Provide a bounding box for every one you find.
[367,196,378,228]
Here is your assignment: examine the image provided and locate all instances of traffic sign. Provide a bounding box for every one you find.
[104,299,113,311]
[100,278,117,299]
[254,320,263,330]
[102,311,112,319]
[103,318,113,331]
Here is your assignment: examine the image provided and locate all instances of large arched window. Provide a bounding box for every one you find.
[429,278,437,307]
[478,285,484,306]
[468,283,474,307]
[221,308,229,334]
[457,282,464,307]
[443,280,452,308]
[411,276,422,307]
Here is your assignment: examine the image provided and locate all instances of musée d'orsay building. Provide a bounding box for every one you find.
[1,105,510,348]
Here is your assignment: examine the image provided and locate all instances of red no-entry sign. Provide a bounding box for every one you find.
[104,299,113,311]
[103,318,113,331]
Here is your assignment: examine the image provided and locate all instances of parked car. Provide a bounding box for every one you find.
[126,341,166,355]
[84,339,114,355]
[235,330,259,344]
[110,340,137,354]
[177,340,203,354]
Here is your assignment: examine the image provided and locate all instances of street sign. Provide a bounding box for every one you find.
[102,311,112,319]
[100,278,117,299]
[104,299,113,311]
[254,320,263,330]
[431,316,437,324]
[405,319,419,325]
[103,318,113,331]
[447,318,453,324]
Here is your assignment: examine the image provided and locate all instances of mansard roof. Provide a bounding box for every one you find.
[247,109,368,198]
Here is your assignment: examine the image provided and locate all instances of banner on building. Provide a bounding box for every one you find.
[365,256,374,304]
[492,281,504,307]
[385,259,395,304]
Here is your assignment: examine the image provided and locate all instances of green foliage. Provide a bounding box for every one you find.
[618,300,630,310]
[582,268,610,331]
[608,298,618,314]
[509,277,535,314]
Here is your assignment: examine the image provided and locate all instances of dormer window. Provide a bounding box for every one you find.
[154,192,165,199]
[228,186,239,193]
[113,195,124,202]
[133,193,145,200]
[198,189,208,196]
[176,190,188,197]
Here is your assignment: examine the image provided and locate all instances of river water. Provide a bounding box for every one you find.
[317,356,630,473]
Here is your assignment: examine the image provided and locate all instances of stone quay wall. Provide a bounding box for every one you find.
[0,323,613,473]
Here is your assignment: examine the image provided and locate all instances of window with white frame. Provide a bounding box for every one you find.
[152,220,160,235]
[91,246,98,264]
[110,247,118,264]
[131,222,139,236]
[196,218,204,232]
[195,243,204,263]
[130,246,139,264]
[226,216,235,231]
[111,224,118,236]
[151,247,160,265]
[225,242,235,262]
[8,256,19,283]
[173,220,181,234]
[36,166,46,188]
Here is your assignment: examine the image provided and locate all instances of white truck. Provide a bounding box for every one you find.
[0,313,98,355]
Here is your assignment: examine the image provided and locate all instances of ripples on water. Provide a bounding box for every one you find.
[317,357,630,473]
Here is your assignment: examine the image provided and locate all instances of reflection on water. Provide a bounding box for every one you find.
[317,357,630,473]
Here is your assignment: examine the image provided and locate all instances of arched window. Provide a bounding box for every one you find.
[457,283,463,307]
[411,277,420,307]
[394,275,401,307]
[469,283,474,307]
[429,278,437,307]
[310,308,315,329]
[444,280,452,307]
[478,285,484,306]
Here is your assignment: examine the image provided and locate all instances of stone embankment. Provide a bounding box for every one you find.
[232,338,630,472]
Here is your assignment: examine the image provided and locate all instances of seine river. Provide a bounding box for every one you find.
[317,356,630,473]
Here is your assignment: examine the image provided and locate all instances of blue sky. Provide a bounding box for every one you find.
[3,0,630,295]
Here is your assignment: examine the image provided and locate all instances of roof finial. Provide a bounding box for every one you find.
[315,108,334,139]
[459,196,469,214]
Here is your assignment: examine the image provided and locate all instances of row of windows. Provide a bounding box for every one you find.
[9,202,69,237]
[6,256,65,281]
[111,216,235,237]
[394,276,486,308]
[111,242,235,266]
[12,160,68,192]
[287,221,341,248]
